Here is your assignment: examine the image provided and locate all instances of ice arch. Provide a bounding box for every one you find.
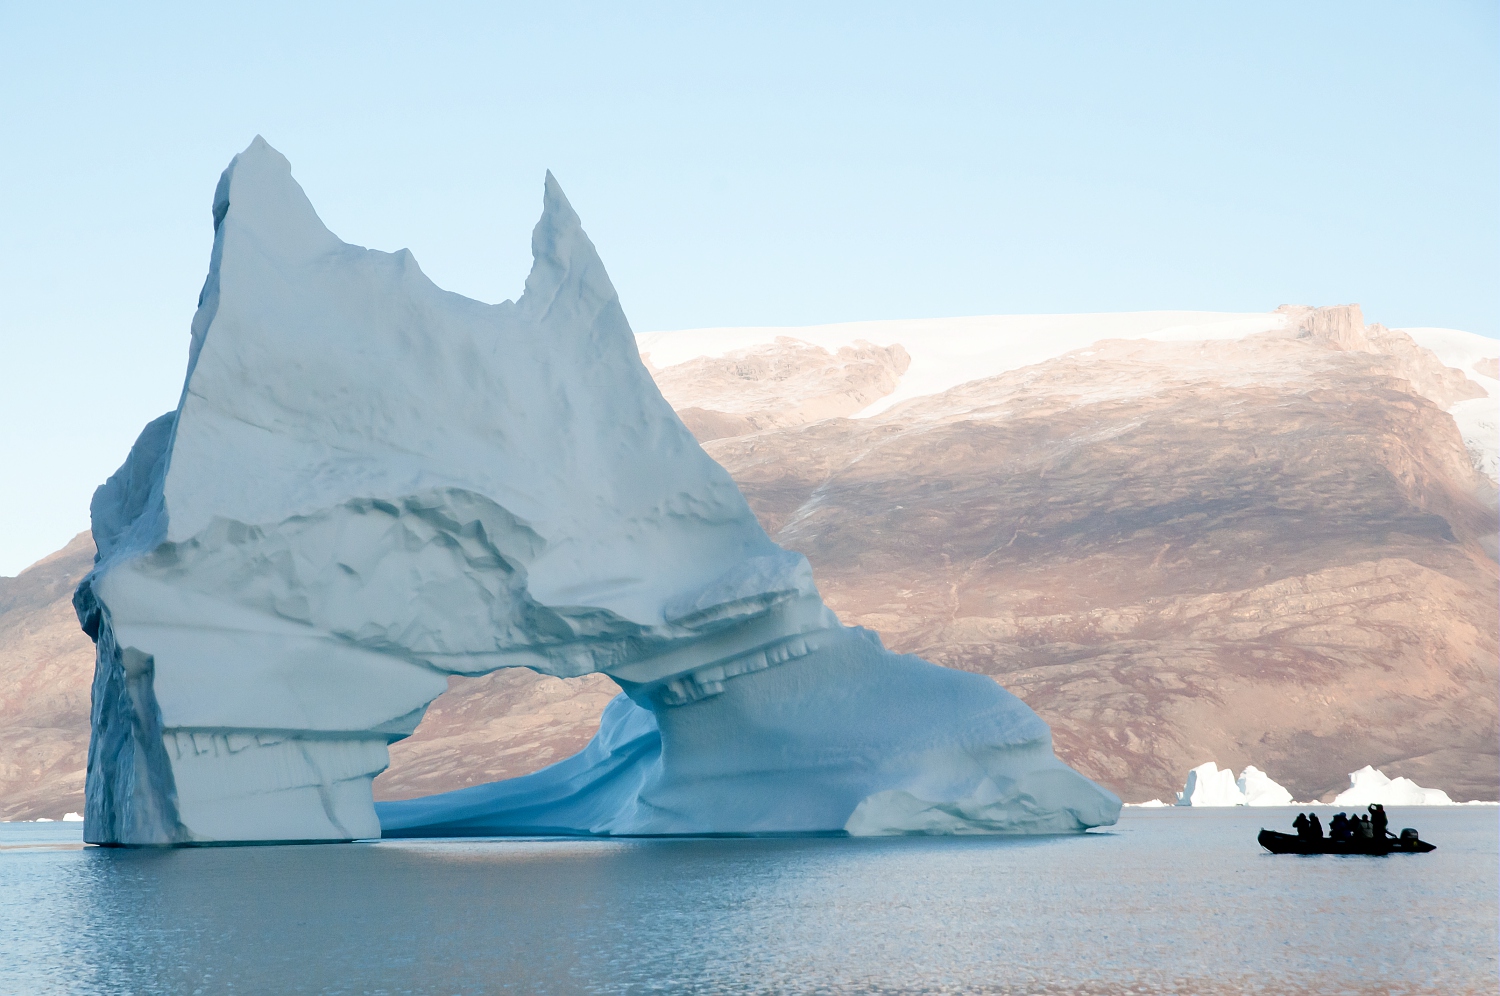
[75,138,1120,844]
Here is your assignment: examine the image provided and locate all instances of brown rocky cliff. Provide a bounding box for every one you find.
[1282,303,1371,351]
[1279,304,1486,409]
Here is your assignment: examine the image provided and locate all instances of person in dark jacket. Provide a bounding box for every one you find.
[1293,813,1309,836]
[1307,812,1323,838]
[1330,812,1349,839]
[1369,804,1389,838]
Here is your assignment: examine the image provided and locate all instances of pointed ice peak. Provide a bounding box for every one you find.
[213,136,341,262]
[520,171,620,324]
[214,136,277,227]
[187,137,341,388]
[539,169,583,240]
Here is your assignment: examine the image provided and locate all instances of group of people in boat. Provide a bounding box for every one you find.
[1292,803,1388,841]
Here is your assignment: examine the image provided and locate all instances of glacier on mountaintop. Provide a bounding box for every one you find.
[74,138,1120,845]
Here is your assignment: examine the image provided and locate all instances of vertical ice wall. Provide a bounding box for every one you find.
[76,138,1120,844]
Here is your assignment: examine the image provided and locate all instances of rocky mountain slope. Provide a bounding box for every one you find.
[646,337,910,441]
[3,305,1495,818]
[702,322,1496,802]
[0,532,95,820]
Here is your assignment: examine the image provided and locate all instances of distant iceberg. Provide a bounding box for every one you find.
[73,138,1120,845]
[1333,766,1455,806]
[62,812,83,822]
[1175,762,1245,806]
[1172,761,1461,808]
[1237,765,1294,806]
[1174,762,1294,807]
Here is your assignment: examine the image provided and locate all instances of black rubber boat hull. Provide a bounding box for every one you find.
[1258,829,1436,854]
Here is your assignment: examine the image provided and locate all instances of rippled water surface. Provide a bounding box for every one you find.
[1,808,1495,994]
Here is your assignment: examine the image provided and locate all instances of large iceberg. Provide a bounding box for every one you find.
[1173,762,1294,807]
[1333,766,1454,806]
[1175,762,1245,807]
[73,138,1120,845]
[1237,765,1294,807]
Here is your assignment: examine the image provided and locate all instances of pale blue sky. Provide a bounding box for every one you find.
[1,2,1496,575]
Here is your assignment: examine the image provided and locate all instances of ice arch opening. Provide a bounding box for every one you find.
[75,137,1120,844]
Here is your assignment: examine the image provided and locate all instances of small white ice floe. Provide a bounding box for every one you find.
[62,813,83,822]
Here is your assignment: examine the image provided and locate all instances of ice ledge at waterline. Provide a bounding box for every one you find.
[74,137,1120,845]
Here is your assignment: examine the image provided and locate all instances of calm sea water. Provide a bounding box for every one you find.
[0,807,1494,995]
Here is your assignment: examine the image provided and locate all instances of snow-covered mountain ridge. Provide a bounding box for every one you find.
[642,311,1288,417]
[638,308,1498,485]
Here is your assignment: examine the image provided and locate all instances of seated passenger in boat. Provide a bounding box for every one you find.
[1357,815,1375,839]
[1329,812,1350,840]
[1292,813,1309,836]
[1307,813,1323,838]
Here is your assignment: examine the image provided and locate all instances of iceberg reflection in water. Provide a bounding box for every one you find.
[2,807,1494,994]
